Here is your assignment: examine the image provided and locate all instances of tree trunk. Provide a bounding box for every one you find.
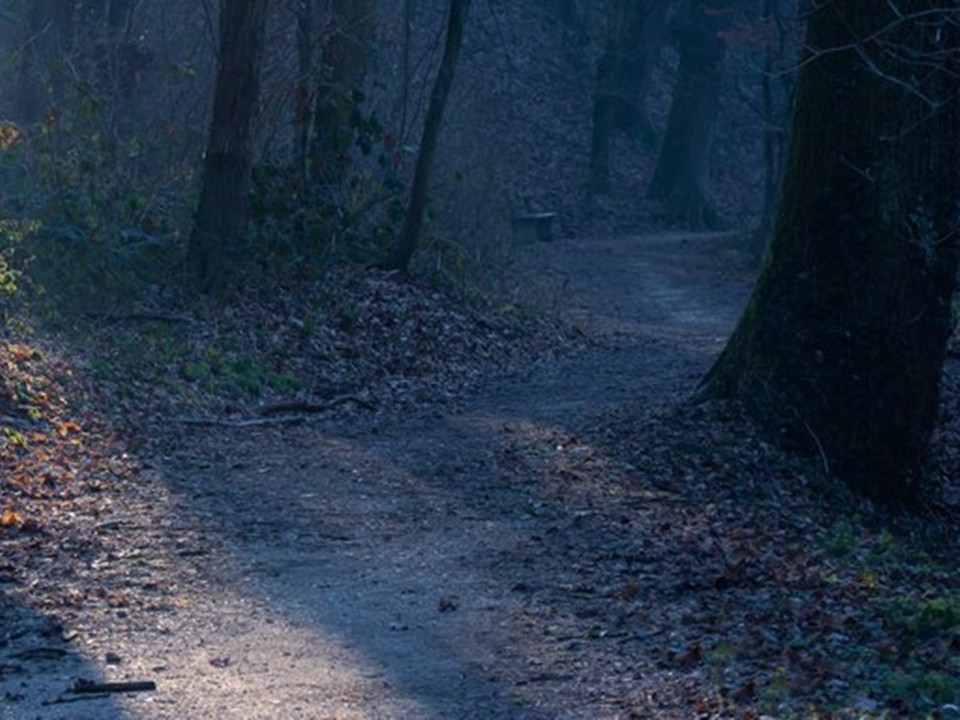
[294,0,314,191]
[385,0,470,272]
[751,0,778,262]
[698,0,960,501]
[589,0,670,194]
[308,0,375,185]
[398,0,415,141]
[647,0,728,230]
[751,0,798,263]
[187,0,269,297]
[610,0,669,145]
[589,49,615,195]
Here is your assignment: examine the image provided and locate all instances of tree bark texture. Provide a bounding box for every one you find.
[386,0,470,271]
[647,0,728,230]
[187,0,269,297]
[699,0,960,501]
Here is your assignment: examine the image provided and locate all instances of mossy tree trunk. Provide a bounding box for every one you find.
[646,0,728,230]
[699,0,960,502]
[187,0,269,297]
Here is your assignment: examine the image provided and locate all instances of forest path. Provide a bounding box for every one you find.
[21,232,754,719]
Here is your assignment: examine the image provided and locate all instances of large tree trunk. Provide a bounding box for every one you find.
[646,0,728,230]
[385,0,470,272]
[187,0,269,297]
[589,0,670,194]
[698,0,960,501]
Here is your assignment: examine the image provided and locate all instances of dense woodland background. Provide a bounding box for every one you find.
[2,1,960,716]
[0,0,794,302]
[2,0,958,497]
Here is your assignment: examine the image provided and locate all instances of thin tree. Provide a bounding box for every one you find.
[751,0,799,262]
[698,1,960,501]
[187,0,269,296]
[385,0,470,272]
[294,0,314,191]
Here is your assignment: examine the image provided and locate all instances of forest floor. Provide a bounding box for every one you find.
[3,232,960,719]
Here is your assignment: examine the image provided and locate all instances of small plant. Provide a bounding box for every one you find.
[882,668,958,708]
[758,665,789,713]
[883,594,960,658]
[180,345,300,399]
[910,597,960,640]
[823,520,858,557]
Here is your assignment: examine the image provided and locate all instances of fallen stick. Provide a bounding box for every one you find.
[42,693,110,705]
[82,312,192,324]
[172,394,377,428]
[173,415,309,428]
[71,679,157,694]
[257,395,378,414]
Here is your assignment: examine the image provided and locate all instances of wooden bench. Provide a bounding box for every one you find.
[511,212,557,244]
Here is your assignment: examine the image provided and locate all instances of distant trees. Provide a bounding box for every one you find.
[589,0,671,193]
[187,0,269,296]
[0,0,822,306]
[646,0,730,230]
[16,0,141,126]
[698,1,960,501]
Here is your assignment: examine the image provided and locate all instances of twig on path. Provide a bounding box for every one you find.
[71,679,157,694]
[257,395,378,414]
[42,693,111,705]
[172,415,310,428]
[171,394,377,428]
[44,679,157,703]
[82,312,193,324]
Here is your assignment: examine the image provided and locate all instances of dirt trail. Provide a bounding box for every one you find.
[5,232,753,719]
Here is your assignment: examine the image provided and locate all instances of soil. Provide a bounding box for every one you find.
[2,232,768,719]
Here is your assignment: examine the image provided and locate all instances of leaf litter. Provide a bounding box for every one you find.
[1,237,960,718]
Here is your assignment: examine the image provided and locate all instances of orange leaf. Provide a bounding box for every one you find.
[1,508,22,527]
[58,421,82,437]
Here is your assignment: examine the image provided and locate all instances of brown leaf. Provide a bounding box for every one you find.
[1,508,22,527]
[57,421,82,437]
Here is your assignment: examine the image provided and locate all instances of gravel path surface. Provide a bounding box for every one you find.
[2,232,754,719]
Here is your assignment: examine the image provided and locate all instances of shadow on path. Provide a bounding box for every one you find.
[0,592,138,719]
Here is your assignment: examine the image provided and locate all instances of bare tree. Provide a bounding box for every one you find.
[385,0,470,272]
